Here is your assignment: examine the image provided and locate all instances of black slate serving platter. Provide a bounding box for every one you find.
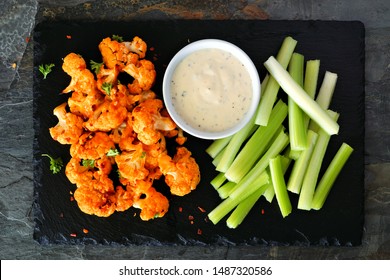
[33,20,365,246]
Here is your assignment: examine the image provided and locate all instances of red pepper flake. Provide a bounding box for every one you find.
[149,46,155,51]
[197,229,202,235]
[83,228,89,234]
[70,233,77,237]
[66,35,72,39]
[178,207,183,213]
[70,196,74,202]
[261,209,265,215]
[25,37,30,43]
[197,206,206,213]
[188,215,194,221]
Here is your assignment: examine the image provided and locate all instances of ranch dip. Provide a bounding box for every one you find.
[170,48,253,132]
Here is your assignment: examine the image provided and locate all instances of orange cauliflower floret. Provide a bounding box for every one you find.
[123,36,147,59]
[132,182,169,221]
[115,146,149,185]
[68,90,105,119]
[158,147,200,196]
[109,84,141,111]
[114,186,134,212]
[65,156,94,186]
[132,99,176,145]
[62,53,97,95]
[49,102,84,145]
[73,175,117,217]
[70,131,116,160]
[96,65,120,95]
[122,59,156,93]
[111,114,142,152]
[98,37,139,70]
[142,136,166,180]
[84,99,128,132]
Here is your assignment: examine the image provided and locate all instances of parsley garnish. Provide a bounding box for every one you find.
[39,63,55,79]
[42,154,63,174]
[112,35,124,42]
[102,82,113,95]
[107,148,120,157]
[81,159,95,168]
[90,60,103,75]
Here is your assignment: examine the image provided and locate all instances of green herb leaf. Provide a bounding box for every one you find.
[39,63,55,79]
[81,159,95,168]
[102,82,113,96]
[112,35,124,42]
[90,60,103,75]
[107,148,120,157]
[42,153,63,174]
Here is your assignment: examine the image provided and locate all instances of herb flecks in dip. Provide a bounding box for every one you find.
[170,48,253,132]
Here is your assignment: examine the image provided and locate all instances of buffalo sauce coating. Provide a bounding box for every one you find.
[170,48,253,132]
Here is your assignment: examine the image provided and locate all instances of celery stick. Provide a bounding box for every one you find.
[206,135,233,158]
[255,36,297,126]
[303,60,320,129]
[207,197,237,225]
[287,130,318,194]
[288,52,307,152]
[288,148,301,161]
[285,145,300,160]
[264,56,339,135]
[212,125,257,168]
[215,115,256,172]
[262,184,275,203]
[227,130,289,197]
[212,146,226,167]
[261,74,270,92]
[208,172,269,225]
[298,110,339,210]
[311,143,354,210]
[269,156,292,218]
[217,181,236,199]
[210,172,226,190]
[309,71,338,132]
[226,186,265,229]
[304,60,321,99]
[224,99,288,183]
[263,155,292,202]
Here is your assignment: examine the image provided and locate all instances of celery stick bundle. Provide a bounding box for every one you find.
[206,36,354,229]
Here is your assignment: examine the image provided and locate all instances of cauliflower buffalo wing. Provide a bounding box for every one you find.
[73,175,117,217]
[132,181,169,221]
[62,53,97,95]
[115,146,149,185]
[158,147,200,196]
[132,99,176,145]
[49,102,84,145]
[84,99,128,132]
[70,131,116,159]
[123,59,156,93]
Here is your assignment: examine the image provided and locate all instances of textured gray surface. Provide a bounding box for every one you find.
[0,0,389,259]
[0,0,37,90]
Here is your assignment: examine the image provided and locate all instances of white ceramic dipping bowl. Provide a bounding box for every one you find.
[162,39,261,140]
